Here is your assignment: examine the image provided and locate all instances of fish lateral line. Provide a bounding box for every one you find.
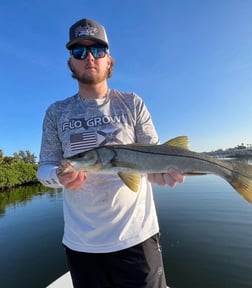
[106,146,236,175]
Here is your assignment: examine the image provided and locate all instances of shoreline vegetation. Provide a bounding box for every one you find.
[0,150,38,191]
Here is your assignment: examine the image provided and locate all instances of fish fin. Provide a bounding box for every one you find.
[118,172,141,192]
[163,136,189,150]
[227,162,252,204]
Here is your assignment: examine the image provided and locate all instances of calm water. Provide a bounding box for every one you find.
[0,175,252,288]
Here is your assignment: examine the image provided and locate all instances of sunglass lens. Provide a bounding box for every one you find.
[71,46,107,60]
[90,47,106,58]
[72,47,87,59]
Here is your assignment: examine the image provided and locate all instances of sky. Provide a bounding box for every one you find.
[1,0,252,158]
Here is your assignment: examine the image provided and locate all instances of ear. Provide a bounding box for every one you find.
[68,59,74,72]
[107,55,112,68]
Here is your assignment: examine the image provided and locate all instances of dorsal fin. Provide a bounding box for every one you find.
[163,136,189,150]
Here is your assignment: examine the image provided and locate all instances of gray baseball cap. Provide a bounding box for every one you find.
[66,18,109,49]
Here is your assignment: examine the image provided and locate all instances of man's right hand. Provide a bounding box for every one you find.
[57,170,87,190]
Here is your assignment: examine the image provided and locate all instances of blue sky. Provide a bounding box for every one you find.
[1,0,252,158]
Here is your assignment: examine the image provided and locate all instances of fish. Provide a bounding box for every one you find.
[58,136,252,204]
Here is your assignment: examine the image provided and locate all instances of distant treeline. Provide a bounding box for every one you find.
[0,150,38,190]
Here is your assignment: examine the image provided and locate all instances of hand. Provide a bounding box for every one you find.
[56,160,87,190]
[57,170,87,190]
[147,168,185,187]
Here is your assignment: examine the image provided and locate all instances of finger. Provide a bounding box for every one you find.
[59,172,87,189]
[65,180,83,190]
[57,172,77,185]
[57,161,73,176]
[147,173,156,183]
[150,173,166,185]
[64,173,87,190]
[163,173,177,187]
[167,168,185,183]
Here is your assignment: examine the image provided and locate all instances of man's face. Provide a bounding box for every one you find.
[69,40,112,84]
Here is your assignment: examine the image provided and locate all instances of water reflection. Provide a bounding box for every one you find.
[229,157,252,165]
[0,185,66,288]
[0,185,58,216]
[242,158,252,165]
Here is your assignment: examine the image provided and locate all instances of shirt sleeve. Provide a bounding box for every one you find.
[38,104,63,165]
[133,94,159,144]
[37,104,63,187]
[37,163,63,188]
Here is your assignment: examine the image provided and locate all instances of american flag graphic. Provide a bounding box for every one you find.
[70,131,97,152]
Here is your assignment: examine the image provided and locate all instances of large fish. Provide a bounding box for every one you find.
[58,136,252,204]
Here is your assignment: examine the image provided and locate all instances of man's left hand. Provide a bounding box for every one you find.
[147,168,185,187]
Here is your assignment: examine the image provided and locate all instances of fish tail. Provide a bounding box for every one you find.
[228,162,252,204]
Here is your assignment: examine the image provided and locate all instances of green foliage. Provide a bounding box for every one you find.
[13,150,37,163]
[0,150,38,189]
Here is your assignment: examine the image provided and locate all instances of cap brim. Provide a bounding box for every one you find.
[66,36,109,49]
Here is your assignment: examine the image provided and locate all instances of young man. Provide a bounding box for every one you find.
[37,18,184,288]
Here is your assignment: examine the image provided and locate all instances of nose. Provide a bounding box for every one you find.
[85,50,95,61]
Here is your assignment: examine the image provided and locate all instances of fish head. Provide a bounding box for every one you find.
[64,149,101,172]
[63,146,116,172]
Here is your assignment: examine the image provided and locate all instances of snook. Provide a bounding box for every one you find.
[60,136,252,204]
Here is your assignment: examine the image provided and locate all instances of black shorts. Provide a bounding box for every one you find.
[64,233,167,288]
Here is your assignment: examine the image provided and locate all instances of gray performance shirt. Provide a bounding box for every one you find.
[38,89,160,252]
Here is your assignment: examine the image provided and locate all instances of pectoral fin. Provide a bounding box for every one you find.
[118,172,141,192]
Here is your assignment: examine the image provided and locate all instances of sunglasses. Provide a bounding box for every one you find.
[71,45,107,60]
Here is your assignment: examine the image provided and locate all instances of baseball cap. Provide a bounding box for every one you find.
[66,18,109,49]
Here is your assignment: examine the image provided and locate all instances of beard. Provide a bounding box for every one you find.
[72,67,109,85]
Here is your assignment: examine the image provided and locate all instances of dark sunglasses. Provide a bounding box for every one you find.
[71,45,107,60]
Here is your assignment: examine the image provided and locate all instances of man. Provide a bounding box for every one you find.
[37,18,184,288]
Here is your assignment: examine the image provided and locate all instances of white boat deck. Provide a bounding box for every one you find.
[46,272,73,288]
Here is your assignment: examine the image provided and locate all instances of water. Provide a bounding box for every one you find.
[0,176,252,288]
[155,176,252,288]
[0,186,67,288]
